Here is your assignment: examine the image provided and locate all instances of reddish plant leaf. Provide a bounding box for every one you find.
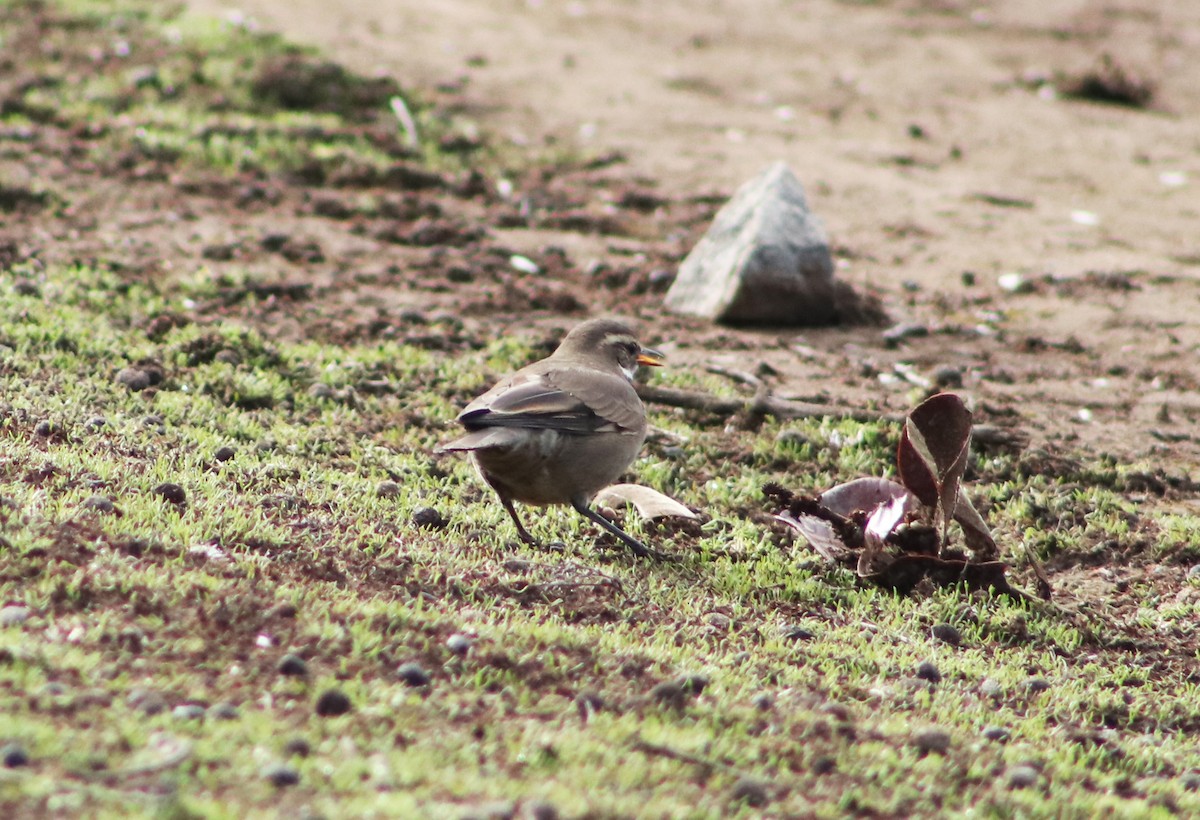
[898,393,973,541]
[953,491,999,560]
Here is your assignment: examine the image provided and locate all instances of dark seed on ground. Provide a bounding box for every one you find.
[314,689,352,717]
[931,624,962,646]
[214,446,236,462]
[277,654,308,677]
[33,420,55,437]
[913,729,952,755]
[730,776,771,807]
[783,626,816,641]
[1,743,29,768]
[915,661,942,683]
[396,662,431,687]
[262,762,300,787]
[812,755,837,775]
[152,483,186,505]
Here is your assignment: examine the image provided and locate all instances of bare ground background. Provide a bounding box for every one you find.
[184,0,1200,470]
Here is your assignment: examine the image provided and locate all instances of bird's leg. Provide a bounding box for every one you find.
[571,498,674,561]
[499,496,538,545]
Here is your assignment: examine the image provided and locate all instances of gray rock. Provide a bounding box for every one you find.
[912,728,952,755]
[115,367,151,392]
[664,162,837,325]
[1008,764,1040,789]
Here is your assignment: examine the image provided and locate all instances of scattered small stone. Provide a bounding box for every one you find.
[214,446,236,462]
[282,737,312,758]
[751,693,773,711]
[1024,677,1052,695]
[1182,772,1200,791]
[80,495,115,514]
[127,688,167,716]
[983,726,1011,742]
[115,367,152,392]
[650,674,709,708]
[412,506,447,530]
[307,382,335,399]
[706,612,732,630]
[1,742,29,768]
[214,349,241,365]
[1008,764,1040,789]
[277,653,309,677]
[882,322,929,346]
[376,480,403,498]
[152,483,187,506]
[527,801,560,820]
[811,755,837,775]
[262,762,301,787]
[1188,565,1200,581]
[314,689,352,717]
[912,728,952,755]
[931,624,962,646]
[730,775,771,808]
[85,416,107,431]
[915,661,942,684]
[33,420,56,437]
[172,704,206,721]
[980,678,1002,697]
[396,661,431,687]
[0,605,31,627]
[446,633,473,656]
[209,702,239,721]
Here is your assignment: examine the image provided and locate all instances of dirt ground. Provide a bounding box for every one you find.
[180,0,1200,477]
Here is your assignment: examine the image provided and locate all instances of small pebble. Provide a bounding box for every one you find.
[931,624,962,646]
[882,322,929,346]
[308,382,334,399]
[214,446,236,462]
[152,483,186,506]
[730,775,770,808]
[33,420,55,437]
[1187,565,1200,581]
[527,801,559,820]
[980,678,1002,697]
[127,689,167,716]
[115,367,151,392]
[1008,764,1040,789]
[262,762,301,787]
[376,480,402,498]
[282,737,312,758]
[983,726,1011,742]
[277,654,308,677]
[209,702,239,721]
[933,366,963,389]
[915,661,941,684]
[912,729,952,755]
[1,742,29,768]
[1182,772,1200,791]
[783,626,815,642]
[0,605,31,627]
[446,633,473,656]
[751,693,773,711]
[1024,677,1051,694]
[172,704,206,721]
[396,662,431,687]
[314,689,352,717]
[85,416,107,431]
[706,612,731,630]
[412,506,447,530]
[81,495,115,514]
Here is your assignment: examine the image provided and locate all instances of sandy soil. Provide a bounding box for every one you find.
[184,0,1200,475]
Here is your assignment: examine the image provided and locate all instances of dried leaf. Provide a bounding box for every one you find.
[819,477,913,517]
[594,484,697,520]
[953,491,999,561]
[775,512,856,564]
[898,393,973,542]
[857,496,908,577]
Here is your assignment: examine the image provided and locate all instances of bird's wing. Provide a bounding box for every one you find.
[457,368,642,435]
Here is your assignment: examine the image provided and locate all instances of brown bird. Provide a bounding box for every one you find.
[440,318,666,559]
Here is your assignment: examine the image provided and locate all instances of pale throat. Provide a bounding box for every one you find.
[619,363,638,382]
